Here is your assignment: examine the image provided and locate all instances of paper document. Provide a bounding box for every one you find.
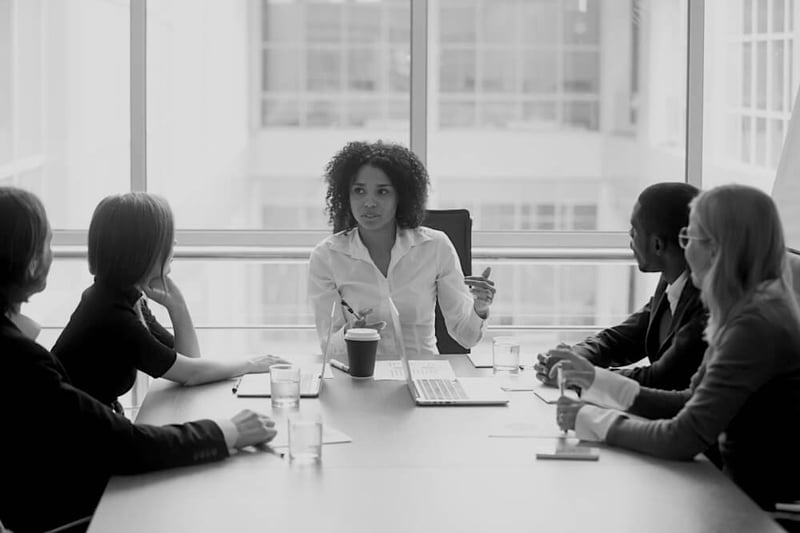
[532,383,579,404]
[466,352,493,368]
[372,360,457,381]
[488,421,570,439]
[467,351,536,369]
[270,424,352,449]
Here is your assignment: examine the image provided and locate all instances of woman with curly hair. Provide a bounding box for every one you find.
[549,184,800,510]
[308,140,496,358]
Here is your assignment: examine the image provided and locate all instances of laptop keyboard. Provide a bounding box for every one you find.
[416,378,468,401]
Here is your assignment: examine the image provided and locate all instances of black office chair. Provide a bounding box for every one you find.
[422,209,472,355]
[772,249,800,531]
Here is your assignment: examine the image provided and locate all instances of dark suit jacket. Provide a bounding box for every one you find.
[572,275,707,390]
[0,316,229,533]
[612,285,800,509]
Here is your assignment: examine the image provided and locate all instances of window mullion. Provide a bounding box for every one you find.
[410,0,428,165]
[686,0,705,187]
[131,0,147,192]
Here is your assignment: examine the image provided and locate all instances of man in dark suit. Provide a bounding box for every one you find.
[536,182,707,391]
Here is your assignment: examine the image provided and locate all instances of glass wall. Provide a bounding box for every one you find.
[0,0,130,229]
[5,0,800,358]
[1,0,130,332]
[146,0,411,230]
[703,0,799,191]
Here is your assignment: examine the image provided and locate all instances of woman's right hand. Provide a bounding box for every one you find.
[246,355,291,373]
[344,307,386,333]
[546,348,596,391]
[231,410,277,449]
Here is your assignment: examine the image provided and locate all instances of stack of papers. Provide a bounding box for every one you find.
[532,383,579,404]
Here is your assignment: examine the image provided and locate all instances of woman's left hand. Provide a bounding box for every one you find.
[465,267,496,318]
[556,396,585,432]
[142,275,184,309]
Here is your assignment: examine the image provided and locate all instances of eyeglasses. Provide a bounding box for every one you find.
[678,227,709,249]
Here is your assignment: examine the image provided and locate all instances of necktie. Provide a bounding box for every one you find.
[657,293,673,344]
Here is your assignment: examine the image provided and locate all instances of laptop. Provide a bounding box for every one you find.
[235,300,336,398]
[389,299,508,406]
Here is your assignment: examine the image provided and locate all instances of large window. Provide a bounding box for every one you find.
[146,0,410,230]
[703,0,799,190]
[4,0,800,353]
[1,0,130,336]
[0,0,130,230]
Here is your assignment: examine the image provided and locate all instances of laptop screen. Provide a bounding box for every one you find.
[319,299,337,375]
[387,298,414,387]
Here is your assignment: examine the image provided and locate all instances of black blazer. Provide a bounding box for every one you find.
[0,316,228,533]
[572,275,707,390]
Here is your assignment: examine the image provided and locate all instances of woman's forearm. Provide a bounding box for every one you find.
[164,355,252,386]
[167,303,201,358]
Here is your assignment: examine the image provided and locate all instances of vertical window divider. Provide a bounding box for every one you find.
[410,0,428,166]
[131,0,147,192]
[686,0,705,187]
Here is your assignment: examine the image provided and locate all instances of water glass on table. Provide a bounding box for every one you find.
[288,413,323,464]
[270,364,301,409]
[492,337,521,375]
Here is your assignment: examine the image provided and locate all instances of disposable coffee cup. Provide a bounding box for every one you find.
[344,328,380,379]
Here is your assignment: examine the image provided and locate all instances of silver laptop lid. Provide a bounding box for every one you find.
[319,299,337,375]
[387,298,416,393]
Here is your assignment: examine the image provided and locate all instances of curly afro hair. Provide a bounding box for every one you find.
[324,140,429,233]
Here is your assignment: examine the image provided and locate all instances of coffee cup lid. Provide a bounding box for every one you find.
[345,328,380,341]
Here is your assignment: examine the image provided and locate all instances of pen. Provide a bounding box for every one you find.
[264,446,285,459]
[557,365,567,435]
[232,376,243,394]
[340,298,362,321]
[329,359,350,374]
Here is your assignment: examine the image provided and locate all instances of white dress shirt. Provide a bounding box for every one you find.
[666,271,688,315]
[575,367,640,441]
[308,226,486,357]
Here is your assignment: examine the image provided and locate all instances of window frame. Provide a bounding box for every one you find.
[47,0,708,257]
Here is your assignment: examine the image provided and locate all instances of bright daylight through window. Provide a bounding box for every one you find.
[1,0,798,358]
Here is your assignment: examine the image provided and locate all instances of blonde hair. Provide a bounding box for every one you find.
[690,185,788,342]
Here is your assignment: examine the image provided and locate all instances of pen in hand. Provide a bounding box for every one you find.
[340,298,362,321]
[557,365,568,435]
[232,376,243,394]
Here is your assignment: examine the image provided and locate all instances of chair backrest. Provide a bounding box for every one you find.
[422,209,472,354]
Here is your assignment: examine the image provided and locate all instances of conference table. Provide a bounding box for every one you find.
[88,354,782,533]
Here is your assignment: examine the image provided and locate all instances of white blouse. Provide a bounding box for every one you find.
[308,226,486,358]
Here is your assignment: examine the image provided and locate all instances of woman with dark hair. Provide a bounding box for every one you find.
[550,184,800,510]
[0,187,276,532]
[53,192,286,413]
[308,140,496,357]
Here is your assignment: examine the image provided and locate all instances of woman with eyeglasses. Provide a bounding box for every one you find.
[0,187,277,532]
[548,184,800,510]
[52,192,287,414]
